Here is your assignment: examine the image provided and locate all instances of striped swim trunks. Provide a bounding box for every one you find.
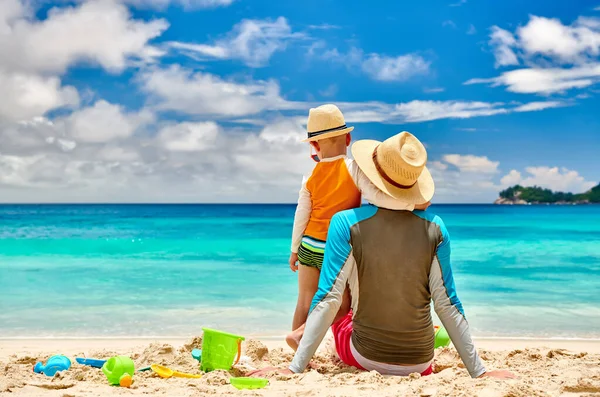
[297,236,326,270]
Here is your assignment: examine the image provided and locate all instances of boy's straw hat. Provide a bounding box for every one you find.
[351,131,434,204]
[303,104,354,142]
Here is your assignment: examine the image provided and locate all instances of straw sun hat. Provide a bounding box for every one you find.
[351,132,435,204]
[302,104,354,142]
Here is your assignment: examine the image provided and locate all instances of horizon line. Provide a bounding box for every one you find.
[0,202,597,206]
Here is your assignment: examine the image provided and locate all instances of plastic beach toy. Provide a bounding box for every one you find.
[151,364,202,379]
[230,377,269,390]
[33,355,71,376]
[102,356,135,387]
[200,328,245,372]
[434,325,451,349]
[191,349,202,362]
[76,358,106,368]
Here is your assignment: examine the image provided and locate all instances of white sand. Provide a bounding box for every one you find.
[1,337,600,396]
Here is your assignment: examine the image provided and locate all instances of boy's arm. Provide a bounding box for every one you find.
[291,176,312,253]
[347,160,415,210]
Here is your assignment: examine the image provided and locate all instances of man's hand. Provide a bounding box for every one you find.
[247,367,294,377]
[478,370,517,379]
[289,252,299,272]
[414,201,431,211]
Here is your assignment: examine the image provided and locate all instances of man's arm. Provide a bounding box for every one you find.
[291,176,312,253]
[288,212,354,373]
[346,160,415,211]
[429,216,486,378]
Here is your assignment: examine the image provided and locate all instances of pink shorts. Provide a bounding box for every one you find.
[331,312,433,376]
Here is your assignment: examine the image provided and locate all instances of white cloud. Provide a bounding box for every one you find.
[361,53,431,82]
[443,20,457,29]
[423,87,445,93]
[319,47,430,82]
[442,154,499,173]
[0,0,25,32]
[513,101,566,112]
[124,0,233,10]
[340,99,564,123]
[168,42,229,59]
[0,116,312,202]
[55,138,77,152]
[489,26,519,67]
[479,14,600,94]
[449,0,467,6]
[0,0,168,125]
[0,154,42,188]
[429,161,448,171]
[500,166,597,193]
[0,71,79,122]
[517,16,600,64]
[158,121,220,151]
[62,100,154,143]
[394,100,508,122]
[95,145,140,162]
[467,24,477,35]
[168,17,303,67]
[139,65,302,117]
[2,104,594,203]
[0,117,58,155]
[139,65,567,123]
[307,24,341,30]
[465,64,600,94]
[500,169,522,187]
[257,117,305,143]
[0,0,168,75]
[427,153,503,203]
[487,16,600,67]
[318,84,338,97]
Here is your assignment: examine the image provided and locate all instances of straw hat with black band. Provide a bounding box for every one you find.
[302,104,354,142]
[351,131,435,205]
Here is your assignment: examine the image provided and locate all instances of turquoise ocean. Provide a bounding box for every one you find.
[1,204,599,339]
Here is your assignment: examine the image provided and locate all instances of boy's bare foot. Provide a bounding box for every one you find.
[285,325,305,351]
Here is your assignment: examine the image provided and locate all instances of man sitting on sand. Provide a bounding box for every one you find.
[252,132,515,379]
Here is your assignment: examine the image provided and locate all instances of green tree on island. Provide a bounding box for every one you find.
[499,184,600,204]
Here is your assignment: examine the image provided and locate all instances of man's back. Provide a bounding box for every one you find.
[292,204,482,376]
[349,207,442,364]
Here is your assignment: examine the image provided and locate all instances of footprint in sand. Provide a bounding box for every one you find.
[31,382,76,390]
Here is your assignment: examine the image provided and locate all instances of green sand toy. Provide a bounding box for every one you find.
[230,377,269,390]
[434,326,451,349]
[200,328,245,372]
[102,356,135,387]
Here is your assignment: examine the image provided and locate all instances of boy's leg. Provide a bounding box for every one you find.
[291,264,320,331]
[286,286,351,351]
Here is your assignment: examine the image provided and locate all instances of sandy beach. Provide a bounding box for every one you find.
[2,336,600,397]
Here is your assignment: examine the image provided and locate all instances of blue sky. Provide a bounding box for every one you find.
[0,0,598,203]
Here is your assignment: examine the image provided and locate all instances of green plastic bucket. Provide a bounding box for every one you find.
[434,326,450,349]
[200,328,245,372]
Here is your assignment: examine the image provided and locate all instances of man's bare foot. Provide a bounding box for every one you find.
[285,328,303,351]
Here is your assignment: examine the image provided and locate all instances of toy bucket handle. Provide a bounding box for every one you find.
[233,338,242,366]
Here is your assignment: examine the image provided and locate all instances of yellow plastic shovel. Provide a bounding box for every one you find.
[151,364,202,379]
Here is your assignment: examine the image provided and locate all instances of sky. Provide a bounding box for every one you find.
[0,0,599,203]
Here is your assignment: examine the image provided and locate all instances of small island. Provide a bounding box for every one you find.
[495,183,600,205]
